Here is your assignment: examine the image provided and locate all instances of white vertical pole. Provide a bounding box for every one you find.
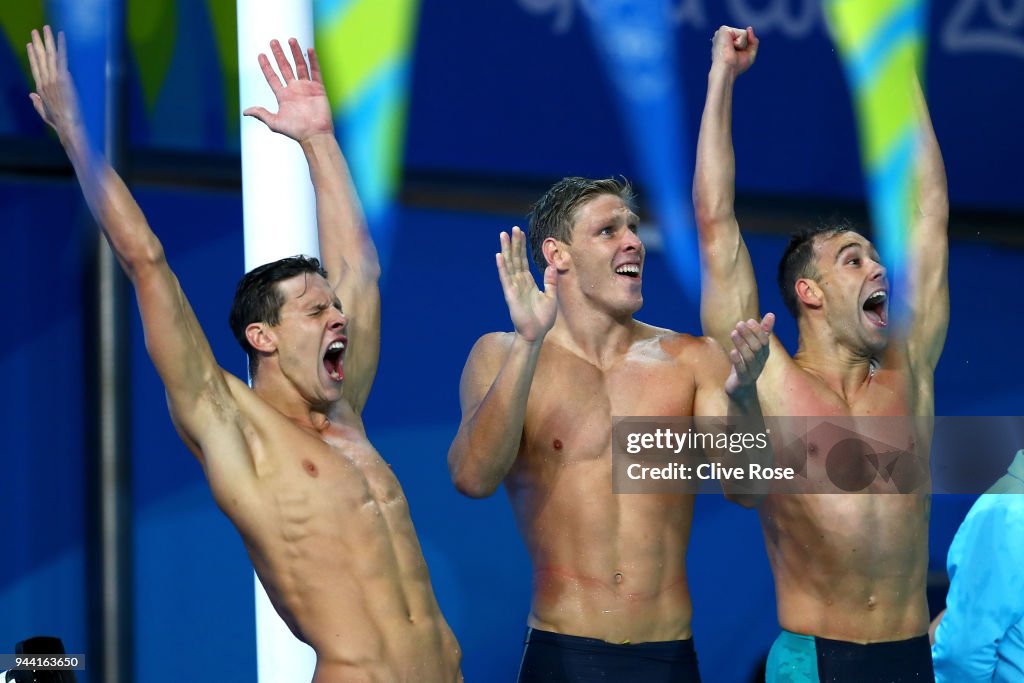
[237,2,318,680]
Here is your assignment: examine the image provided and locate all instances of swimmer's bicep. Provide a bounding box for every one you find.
[691,337,731,418]
[906,228,949,372]
[457,333,509,419]
[169,375,263,491]
[697,230,761,349]
[906,86,949,371]
[162,371,248,460]
[135,264,236,430]
[337,271,380,415]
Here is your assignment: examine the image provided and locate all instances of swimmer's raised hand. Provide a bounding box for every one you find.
[725,312,774,397]
[27,26,82,141]
[496,226,557,343]
[711,25,759,76]
[244,38,333,143]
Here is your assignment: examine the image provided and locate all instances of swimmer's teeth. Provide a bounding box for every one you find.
[864,291,887,307]
[615,264,640,276]
[328,341,345,352]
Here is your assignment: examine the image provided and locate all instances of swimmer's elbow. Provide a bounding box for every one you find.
[451,468,499,499]
[448,445,500,499]
[453,475,498,499]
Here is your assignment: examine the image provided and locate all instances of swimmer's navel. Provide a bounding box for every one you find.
[553,439,563,450]
[614,572,623,585]
[303,459,319,477]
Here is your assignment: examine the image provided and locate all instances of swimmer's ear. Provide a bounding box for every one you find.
[542,237,570,271]
[795,278,823,311]
[246,322,277,354]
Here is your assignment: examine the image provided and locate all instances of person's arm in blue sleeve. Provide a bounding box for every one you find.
[932,499,1024,681]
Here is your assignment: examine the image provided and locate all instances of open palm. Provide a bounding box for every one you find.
[244,38,333,141]
[496,227,557,343]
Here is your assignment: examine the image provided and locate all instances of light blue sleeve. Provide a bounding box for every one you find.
[932,497,1024,682]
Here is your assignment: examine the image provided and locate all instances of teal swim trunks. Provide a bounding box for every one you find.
[766,630,933,682]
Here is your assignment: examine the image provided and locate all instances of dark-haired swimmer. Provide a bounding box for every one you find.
[448,177,772,682]
[27,26,460,682]
[693,26,948,682]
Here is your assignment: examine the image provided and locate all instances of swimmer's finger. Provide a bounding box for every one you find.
[499,230,514,277]
[511,226,528,275]
[288,38,309,80]
[734,321,762,357]
[496,252,512,296]
[731,329,756,366]
[729,348,748,379]
[758,312,775,341]
[270,39,296,83]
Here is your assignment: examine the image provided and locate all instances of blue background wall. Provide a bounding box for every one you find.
[3,1,1023,682]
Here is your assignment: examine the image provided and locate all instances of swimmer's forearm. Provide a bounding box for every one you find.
[301,133,380,283]
[913,78,949,223]
[57,114,226,435]
[56,122,164,282]
[693,64,738,231]
[694,65,762,346]
[722,389,770,507]
[449,334,543,498]
[907,79,949,370]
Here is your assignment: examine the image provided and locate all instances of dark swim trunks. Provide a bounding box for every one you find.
[767,630,934,683]
[516,627,703,683]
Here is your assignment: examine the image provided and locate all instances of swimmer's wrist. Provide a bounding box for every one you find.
[512,331,547,349]
[299,131,339,153]
[708,61,739,84]
[726,383,758,407]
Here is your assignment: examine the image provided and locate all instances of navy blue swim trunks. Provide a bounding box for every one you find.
[516,627,702,683]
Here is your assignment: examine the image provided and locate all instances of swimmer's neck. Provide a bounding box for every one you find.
[549,300,638,367]
[251,371,343,433]
[793,340,878,400]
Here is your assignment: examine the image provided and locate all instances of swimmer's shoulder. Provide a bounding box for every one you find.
[467,330,516,358]
[634,321,720,359]
[458,331,521,384]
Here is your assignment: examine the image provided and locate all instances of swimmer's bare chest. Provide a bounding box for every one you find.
[520,340,697,471]
[757,362,931,638]
[509,338,704,641]
[508,338,698,563]
[762,360,929,491]
[252,419,420,560]
[210,406,429,602]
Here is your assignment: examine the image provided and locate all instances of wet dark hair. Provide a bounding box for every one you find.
[777,220,856,319]
[228,255,327,374]
[527,177,635,269]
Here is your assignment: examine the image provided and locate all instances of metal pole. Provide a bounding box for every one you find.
[98,0,131,679]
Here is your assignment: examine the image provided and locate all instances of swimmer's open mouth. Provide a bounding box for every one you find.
[323,339,345,381]
[863,290,888,327]
[615,263,641,279]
